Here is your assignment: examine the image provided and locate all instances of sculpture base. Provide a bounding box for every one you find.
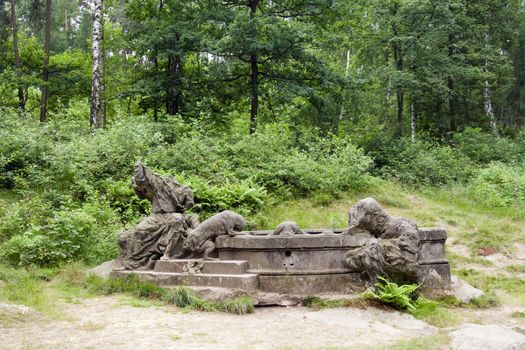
[111,228,451,296]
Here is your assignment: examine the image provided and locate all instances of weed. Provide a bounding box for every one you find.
[219,295,254,315]
[363,277,419,311]
[373,334,450,350]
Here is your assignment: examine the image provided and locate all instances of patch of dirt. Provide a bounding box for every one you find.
[0,296,438,350]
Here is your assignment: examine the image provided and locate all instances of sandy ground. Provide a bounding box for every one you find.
[0,296,439,350]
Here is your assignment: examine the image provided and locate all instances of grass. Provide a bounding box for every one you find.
[505,264,525,273]
[0,265,56,314]
[302,295,378,310]
[455,268,525,305]
[372,334,450,350]
[0,265,255,317]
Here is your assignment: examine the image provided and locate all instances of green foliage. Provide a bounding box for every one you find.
[180,175,268,220]
[376,139,475,187]
[219,295,254,315]
[0,197,121,267]
[467,163,525,207]
[363,277,419,311]
[302,296,371,310]
[82,274,253,314]
[453,128,525,165]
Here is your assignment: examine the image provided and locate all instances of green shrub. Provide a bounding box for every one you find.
[0,197,121,267]
[376,138,475,187]
[453,128,524,165]
[363,277,419,311]
[467,163,525,207]
[180,175,269,219]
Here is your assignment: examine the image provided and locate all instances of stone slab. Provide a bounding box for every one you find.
[218,248,353,274]
[215,232,370,250]
[112,271,259,291]
[449,324,525,350]
[258,273,364,294]
[418,263,452,292]
[418,227,447,241]
[154,259,248,274]
[451,275,484,303]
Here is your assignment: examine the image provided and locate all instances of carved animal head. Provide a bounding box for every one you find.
[183,230,199,251]
[348,198,388,231]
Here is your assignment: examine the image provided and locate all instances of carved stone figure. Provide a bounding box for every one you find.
[343,198,419,286]
[115,161,199,270]
[184,210,246,260]
[271,221,304,235]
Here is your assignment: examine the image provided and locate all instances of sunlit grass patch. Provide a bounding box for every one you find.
[0,265,55,314]
[372,334,450,350]
[455,268,524,305]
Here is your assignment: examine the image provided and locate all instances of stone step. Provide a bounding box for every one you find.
[112,270,259,291]
[154,259,248,275]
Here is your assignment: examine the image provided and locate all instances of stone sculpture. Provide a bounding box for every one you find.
[115,161,199,270]
[271,221,304,235]
[343,198,420,286]
[183,210,247,260]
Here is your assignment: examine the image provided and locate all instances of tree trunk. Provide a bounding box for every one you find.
[90,0,102,127]
[448,76,457,132]
[483,32,500,137]
[250,52,259,134]
[410,98,416,142]
[39,0,51,123]
[249,0,259,134]
[484,77,500,137]
[99,8,106,127]
[166,47,182,115]
[396,87,404,136]
[10,0,25,111]
[339,49,351,121]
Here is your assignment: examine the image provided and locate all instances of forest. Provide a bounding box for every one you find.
[0,0,524,268]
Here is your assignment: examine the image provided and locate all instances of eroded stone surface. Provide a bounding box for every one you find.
[451,276,484,303]
[449,324,525,350]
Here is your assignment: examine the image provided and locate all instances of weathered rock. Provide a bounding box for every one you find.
[344,198,420,286]
[184,210,246,260]
[451,275,484,303]
[449,324,525,350]
[89,260,116,279]
[271,221,304,235]
[115,161,198,270]
[0,303,35,316]
[253,292,301,306]
[187,286,243,302]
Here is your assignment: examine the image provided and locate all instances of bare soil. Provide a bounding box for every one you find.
[0,296,438,350]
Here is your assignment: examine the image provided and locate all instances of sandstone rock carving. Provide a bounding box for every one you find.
[271,221,304,235]
[115,161,199,270]
[343,198,419,286]
[184,210,246,260]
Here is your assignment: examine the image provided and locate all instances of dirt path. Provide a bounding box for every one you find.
[0,296,439,350]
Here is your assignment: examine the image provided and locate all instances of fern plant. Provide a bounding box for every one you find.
[363,276,420,311]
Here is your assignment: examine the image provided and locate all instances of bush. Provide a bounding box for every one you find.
[0,197,121,267]
[467,163,525,207]
[363,276,419,311]
[453,128,524,165]
[376,138,475,187]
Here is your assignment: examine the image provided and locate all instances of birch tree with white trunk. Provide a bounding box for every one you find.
[90,0,104,128]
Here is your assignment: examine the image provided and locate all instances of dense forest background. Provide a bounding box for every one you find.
[1,0,525,268]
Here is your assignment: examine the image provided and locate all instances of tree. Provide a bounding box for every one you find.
[39,0,51,122]
[10,0,25,110]
[90,0,105,127]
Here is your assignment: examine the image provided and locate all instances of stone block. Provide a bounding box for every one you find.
[112,271,259,291]
[154,259,248,274]
[258,273,364,294]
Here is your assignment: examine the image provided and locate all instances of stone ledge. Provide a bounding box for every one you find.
[112,270,259,290]
[154,259,248,274]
